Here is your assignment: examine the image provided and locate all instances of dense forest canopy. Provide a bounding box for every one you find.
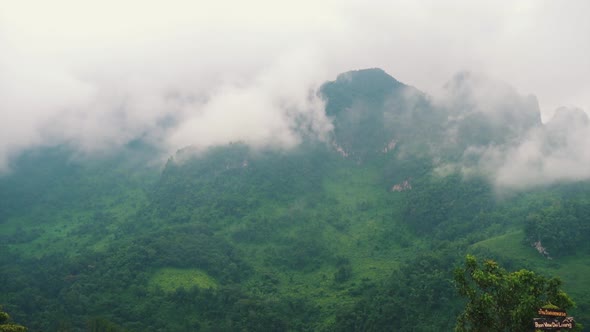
[1,69,589,331]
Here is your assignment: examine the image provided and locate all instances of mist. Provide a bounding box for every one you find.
[1,0,589,185]
[475,107,590,190]
[438,72,590,190]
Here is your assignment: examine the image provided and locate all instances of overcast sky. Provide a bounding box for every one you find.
[1,0,589,175]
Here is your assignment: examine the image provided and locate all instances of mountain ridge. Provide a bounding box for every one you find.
[1,68,589,331]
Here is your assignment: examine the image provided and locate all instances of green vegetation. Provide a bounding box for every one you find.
[454,255,577,331]
[0,306,27,332]
[1,69,589,331]
[524,199,590,257]
[149,268,218,292]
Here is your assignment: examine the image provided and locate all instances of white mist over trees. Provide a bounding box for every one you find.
[0,0,588,191]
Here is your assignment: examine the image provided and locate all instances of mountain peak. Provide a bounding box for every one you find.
[320,68,406,116]
[547,106,589,131]
[334,68,403,87]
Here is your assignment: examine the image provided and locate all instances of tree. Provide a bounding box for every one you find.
[0,306,27,332]
[524,201,590,257]
[454,255,577,332]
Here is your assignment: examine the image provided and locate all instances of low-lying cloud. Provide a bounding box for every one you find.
[431,72,590,190]
[0,0,589,180]
[479,108,590,190]
[167,49,333,152]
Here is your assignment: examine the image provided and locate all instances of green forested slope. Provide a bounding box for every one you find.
[1,69,588,331]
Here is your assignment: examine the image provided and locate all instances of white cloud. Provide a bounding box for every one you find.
[167,49,333,152]
[490,108,590,189]
[455,107,590,190]
[0,0,588,171]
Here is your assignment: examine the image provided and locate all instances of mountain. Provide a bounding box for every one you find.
[1,69,589,331]
[321,68,442,161]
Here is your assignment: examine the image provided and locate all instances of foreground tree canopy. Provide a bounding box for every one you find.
[454,255,578,332]
[0,307,26,332]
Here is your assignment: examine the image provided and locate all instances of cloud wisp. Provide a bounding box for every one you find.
[0,0,588,178]
[479,108,590,190]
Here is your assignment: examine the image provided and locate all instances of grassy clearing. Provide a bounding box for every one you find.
[149,268,219,292]
[553,256,590,299]
[470,230,590,318]
[471,231,541,262]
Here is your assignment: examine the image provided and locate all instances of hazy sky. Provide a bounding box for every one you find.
[1,0,589,176]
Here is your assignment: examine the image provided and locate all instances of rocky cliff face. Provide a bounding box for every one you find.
[440,71,542,149]
[320,68,544,166]
[320,68,441,162]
